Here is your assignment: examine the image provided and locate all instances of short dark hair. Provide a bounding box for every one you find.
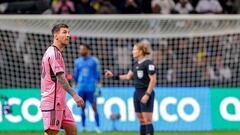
[51,23,69,36]
[80,43,92,50]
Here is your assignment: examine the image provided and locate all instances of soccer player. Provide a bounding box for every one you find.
[40,23,84,135]
[105,41,156,135]
[73,43,101,133]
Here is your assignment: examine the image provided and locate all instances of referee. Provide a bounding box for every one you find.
[105,41,156,135]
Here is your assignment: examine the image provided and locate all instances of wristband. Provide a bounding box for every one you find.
[112,73,120,80]
[145,92,151,97]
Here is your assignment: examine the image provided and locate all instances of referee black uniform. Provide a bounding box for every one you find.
[132,58,156,113]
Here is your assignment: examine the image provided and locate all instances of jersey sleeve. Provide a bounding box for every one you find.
[146,60,156,75]
[49,52,64,75]
[129,62,136,73]
[93,57,101,82]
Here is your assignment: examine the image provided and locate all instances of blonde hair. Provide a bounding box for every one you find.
[134,42,151,56]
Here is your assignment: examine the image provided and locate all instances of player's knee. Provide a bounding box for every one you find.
[138,118,145,124]
[65,126,77,135]
[92,106,97,112]
[72,128,78,135]
[67,129,77,135]
[144,117,152,124]
[92,103,97,112]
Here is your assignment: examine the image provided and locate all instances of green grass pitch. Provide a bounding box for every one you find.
[1,131,240,135]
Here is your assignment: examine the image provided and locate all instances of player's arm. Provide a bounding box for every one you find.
[104,70,133,80]
[146,62,156,95]
[146,73,156,95]
[56,72,84,107]
[73,60,79,87]
[94,57,102,97]
[73,60,79,83]
[49,50,84,107]
[141,73,156,104]
[95,57,101,84]
[56,72,75,96]
[141,62,156,104]
[119,70,134,80]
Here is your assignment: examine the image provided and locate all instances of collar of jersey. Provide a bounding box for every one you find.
[52,45,62,52]
[81,55,91,60]
[138,57,147,64]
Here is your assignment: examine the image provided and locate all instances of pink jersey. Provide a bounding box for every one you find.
[40,46,66,111]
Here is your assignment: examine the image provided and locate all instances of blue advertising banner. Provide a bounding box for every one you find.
[153,87,211,131]
[67,87,212,131]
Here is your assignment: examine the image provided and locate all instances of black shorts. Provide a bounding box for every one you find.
[133,90,155,113]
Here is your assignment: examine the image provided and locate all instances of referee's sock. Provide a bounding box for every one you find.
[140,125,145,135]
[145,124,154,135]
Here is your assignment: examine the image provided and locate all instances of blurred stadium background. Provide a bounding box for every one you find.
[1,0,240,135]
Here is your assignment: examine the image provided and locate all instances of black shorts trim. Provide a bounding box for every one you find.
[42,109,55,112]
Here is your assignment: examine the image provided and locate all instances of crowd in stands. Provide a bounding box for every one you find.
[0,0,239,14]
[0,0,239,88]
[151,35,240,86]
[104,35,240,86]
[1,29,239,87]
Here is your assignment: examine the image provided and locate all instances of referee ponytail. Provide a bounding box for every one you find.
[134,41,151,56]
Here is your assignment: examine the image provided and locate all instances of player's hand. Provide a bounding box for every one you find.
[73,94,85,107]
[104,70,113,78]
[141,94,150,104]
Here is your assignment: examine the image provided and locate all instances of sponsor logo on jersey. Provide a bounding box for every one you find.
[149,65,155,71]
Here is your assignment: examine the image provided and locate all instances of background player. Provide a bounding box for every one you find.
[74,43,101,133]
[40,23,84,135]
[105,41,156,135]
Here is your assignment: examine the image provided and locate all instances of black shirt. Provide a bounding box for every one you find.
[132,59,156,91]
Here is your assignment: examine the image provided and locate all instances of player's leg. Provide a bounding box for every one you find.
[81,105,86,130]
[136,112,145,124]
[78,90,86,130]
[140,91,155,135]
[88,91,101,133]
[136,112,147,135]
[88,91,100,127]
[62,106,78,135]
[42,110,63,135]
[142,112,154,135]
[141,112,153,124]
[62,124,77,135]
[92,102,100,128]
[44,129,58,135]
[134,91,146,135]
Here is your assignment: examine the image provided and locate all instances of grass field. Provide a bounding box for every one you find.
[1,131,240,135]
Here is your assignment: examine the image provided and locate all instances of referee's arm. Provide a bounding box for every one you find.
[104,70,133,80]
[146,73,157,95]
[119,70,133,80]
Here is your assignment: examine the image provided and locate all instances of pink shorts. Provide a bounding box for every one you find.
[42,106,75,131]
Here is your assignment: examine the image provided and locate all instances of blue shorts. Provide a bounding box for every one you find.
[78,91,95,104]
